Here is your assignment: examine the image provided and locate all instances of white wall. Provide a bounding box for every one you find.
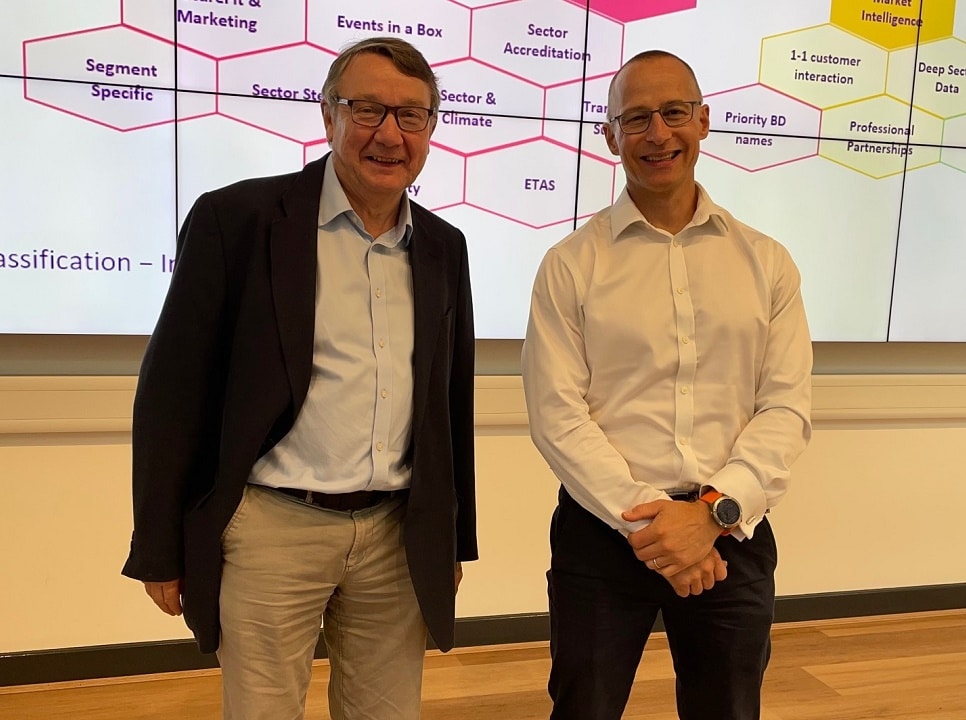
[1,375,965,653]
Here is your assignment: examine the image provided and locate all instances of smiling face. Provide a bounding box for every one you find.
[603,55,709,215]
[322,52,437,219]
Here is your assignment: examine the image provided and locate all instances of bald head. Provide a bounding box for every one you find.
[607,51,702,121]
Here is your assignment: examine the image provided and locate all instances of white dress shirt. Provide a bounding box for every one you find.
[522,184,812,539]
[250,159,415,493]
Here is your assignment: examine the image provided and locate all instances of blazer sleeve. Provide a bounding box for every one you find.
[122,192,232,582]
[451,232,478,562]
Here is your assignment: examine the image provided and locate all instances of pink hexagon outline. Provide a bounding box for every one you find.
[428,56,547,156]
[22,22,216,133]
[467,2,625,89]
[701,83,822,172]
[464,138,612,228]
[416,145,469,211]
[121,0,308,61]
[434,55,546,108]
[303,138,329,167]
[306,0,472,64]
[213,43,334,142]
[541,74,622,163]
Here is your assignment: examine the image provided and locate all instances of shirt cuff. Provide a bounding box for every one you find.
[703,463,766,540]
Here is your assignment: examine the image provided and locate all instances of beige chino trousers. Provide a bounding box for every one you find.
[216,484,427,720]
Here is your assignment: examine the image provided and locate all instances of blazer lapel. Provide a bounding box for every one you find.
[410,218,446,442]
[270,156,328,409]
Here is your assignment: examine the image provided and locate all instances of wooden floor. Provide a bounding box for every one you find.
[2,610,965,719]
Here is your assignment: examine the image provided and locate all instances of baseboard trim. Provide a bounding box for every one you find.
[3,583,964,687]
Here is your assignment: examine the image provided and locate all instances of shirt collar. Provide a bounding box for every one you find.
[610,183,730,242]
[318,157,413,247]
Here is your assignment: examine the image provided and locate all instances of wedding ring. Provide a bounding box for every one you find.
[652,557,663,570]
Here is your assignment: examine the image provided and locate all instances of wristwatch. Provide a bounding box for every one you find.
[699,490,742,534]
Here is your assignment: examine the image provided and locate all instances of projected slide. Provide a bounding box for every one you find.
[1,0,965,340]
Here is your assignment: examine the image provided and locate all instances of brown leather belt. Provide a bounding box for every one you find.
[270,486,397,512]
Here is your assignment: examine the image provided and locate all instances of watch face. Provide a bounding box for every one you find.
[714,498,742,527]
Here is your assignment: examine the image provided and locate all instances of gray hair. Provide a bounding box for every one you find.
[322,36,440,112]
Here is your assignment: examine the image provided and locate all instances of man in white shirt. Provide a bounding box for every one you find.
[522,50,812,720]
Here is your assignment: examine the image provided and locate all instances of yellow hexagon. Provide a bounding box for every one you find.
[820,95,942,178]
[888,39,966,119]
[760,24,887,110]
[831,0,954,50]
[942,116,966,172]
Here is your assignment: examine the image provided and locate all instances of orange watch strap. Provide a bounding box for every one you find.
[699,490,723,505]
[699,490,731,535]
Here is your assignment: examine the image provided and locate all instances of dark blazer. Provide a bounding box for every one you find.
[122,154,477,654]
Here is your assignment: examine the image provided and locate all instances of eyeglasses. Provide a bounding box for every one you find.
[609,100,702,134]
[333,98,435,132]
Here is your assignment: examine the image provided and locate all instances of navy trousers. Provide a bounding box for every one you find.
[547,487,777,720]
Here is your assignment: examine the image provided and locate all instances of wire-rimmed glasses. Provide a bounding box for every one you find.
[609,100,702,134]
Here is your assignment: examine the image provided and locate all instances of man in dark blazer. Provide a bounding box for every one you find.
[122,37,477,720]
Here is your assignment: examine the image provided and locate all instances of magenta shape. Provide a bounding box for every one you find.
[563,0,697,23]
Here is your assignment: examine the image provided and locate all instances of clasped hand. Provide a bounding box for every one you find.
[622,499,728,597]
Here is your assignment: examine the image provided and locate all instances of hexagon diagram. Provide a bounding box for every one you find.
[760,24,889,110]
[471,0,622,87]
[562,0,697,23]
[821,96,942,178]
[888,39,966,120]
[830,0,954,50]
[218,44,334,143]
[22,0,966,211]
[702,85,821,172]
[23,25,215,131]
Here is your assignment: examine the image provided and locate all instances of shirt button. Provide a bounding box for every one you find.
[681,386,689,394]
[681,336,690,344]
[375,288,383,299]
[672,240,681,247]
[381,389,388,399]
[679,437,689,446]
[378,339,385,348]
[376,442,384,451]
[677,287,686,294]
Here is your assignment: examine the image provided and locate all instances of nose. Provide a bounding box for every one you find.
[643,112,673,144]
[373,111,405,145]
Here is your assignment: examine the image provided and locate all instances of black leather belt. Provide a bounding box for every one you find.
[270,486,396,512]
[667,490,700,502]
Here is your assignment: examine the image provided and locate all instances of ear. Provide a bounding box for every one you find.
[321,99,335,143]
[697,103,710,141]
[602,121,620,156]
